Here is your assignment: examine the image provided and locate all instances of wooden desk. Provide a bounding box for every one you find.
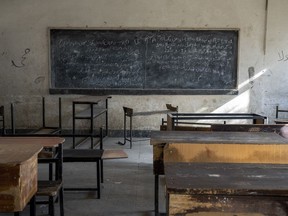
[150,131,288,215]
[0,137,64,214]
[165,162,288,215]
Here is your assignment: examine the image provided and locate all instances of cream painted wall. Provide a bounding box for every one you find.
[0,0,286,131]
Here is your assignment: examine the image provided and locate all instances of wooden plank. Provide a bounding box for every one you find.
[0,137,65,148]
[164,143,288,164]
[102,149,128,160]
[150,131,288,145]
[169,194,283,216]
[0,153,38,212]
[166,163,288,216]
[211,124,284,133]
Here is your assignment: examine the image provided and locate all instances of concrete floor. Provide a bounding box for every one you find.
[2,137,165,216]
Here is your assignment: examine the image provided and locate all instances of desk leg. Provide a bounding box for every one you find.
[155,174,159,216]
[30,195,36,216]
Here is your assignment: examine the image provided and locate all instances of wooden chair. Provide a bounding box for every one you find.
[0,106,5,135]
[63,128,104,199]
[37,143,64,216]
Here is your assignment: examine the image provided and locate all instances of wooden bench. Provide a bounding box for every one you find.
[119,104,178,149]
[163,112,267,131]
[163,132,288,215]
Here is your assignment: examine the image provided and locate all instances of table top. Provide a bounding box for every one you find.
[0,137,65,164]
[165,162,288,196]
[150,131,288,145]
[168,112,266,119]
[0,143,43,165]
[0,136,65,147]
[72,95,111,104]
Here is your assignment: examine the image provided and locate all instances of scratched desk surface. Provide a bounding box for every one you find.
[150,131,288,145]
[165,162,288,195]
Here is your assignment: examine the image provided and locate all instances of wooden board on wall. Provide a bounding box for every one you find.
[49,29,239,95]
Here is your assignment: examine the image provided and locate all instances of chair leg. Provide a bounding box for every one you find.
[100,159,104,183]
[14,212,20,216]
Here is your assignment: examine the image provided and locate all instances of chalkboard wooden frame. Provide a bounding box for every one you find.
[49,28,239,95]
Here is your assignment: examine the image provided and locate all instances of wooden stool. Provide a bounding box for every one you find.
[63,149,104,199]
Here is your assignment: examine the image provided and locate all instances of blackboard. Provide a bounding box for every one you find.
[49,29,239,95]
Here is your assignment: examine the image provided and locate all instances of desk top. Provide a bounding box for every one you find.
[0,137,65,147]
[165,162,288,196]
[0,143,43,165]
[150,131,288,145]
[0,137,64,164]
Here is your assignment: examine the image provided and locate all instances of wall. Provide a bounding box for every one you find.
[0,0,286,133]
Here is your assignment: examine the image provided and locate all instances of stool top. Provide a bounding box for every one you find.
[63,149,104,162]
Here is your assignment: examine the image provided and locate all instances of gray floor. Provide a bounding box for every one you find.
[3,137,165,216]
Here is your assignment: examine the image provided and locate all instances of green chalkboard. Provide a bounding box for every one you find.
[49,29,238,95]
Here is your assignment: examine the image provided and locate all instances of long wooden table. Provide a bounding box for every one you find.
[0,137,65,214]
[165,162,288,216]
[150,131,288,215]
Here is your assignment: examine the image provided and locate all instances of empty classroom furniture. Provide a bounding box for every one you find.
[163,133,288,215]
[150,130,288,215]
[0,143,41,216]
[37,139,64,216]
[10,97,62,135]
[165,112,267,131]
[120,104,178,148]
[165,162,288,216]
[0,137,65,216]
[63,127,127,199]
[72,96,111,149]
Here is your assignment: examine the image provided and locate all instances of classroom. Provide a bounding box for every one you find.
[1,0,288,216]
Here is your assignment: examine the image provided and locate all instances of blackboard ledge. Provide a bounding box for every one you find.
[49,88,238,95]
